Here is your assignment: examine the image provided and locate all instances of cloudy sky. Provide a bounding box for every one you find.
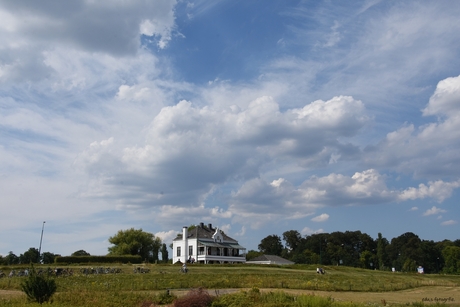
[1,0,460,257]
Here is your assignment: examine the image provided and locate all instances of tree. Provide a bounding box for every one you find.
[377,233,389,270]
[360,250,374,269]
[282,230,302,251]
[246,250,263,261]
[71,250,90,256]
[161,243,169,263]
[108,228,162,262]
[258,235,283,256]
[151,237,162,262]
[5,251,19,265]
[42,252,60,264]
[19,248,40,264]
[442,245,460,274]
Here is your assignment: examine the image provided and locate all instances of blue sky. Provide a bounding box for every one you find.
[1,0,460,257]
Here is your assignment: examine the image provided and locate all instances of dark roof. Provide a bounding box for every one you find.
[248,255,294,264]
[173,224,238,243]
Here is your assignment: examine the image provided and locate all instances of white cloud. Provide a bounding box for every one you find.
[155,229,177,244]
[423,75,460,117]
[75,95,368,211]
[400,180,460,203]
[409,207,419,211]
[441,220,458,226]
[301,227,324,236]
[311,213,330,222]
[423,206,447,216]
[364,75,460,178]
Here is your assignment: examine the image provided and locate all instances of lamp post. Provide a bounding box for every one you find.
[38,221,46,263]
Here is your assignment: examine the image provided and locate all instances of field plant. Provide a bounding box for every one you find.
[173,288,214,307]
[19,265,57,304]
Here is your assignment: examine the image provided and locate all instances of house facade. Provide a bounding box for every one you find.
[172,223,246,264]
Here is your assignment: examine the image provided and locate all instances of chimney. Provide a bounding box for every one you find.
[208,223,212,230]
[182,226,188,263]
[200,222,204,228]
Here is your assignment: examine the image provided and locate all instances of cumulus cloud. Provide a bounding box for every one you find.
[0,0,177,88]
[423,206,447,216]
[399,180,460,203]
[311,213,330,222]
[364,75,460,178]
[76,95,368,210]
[423,75,460,117]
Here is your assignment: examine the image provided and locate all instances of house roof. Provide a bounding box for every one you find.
[247,255,294,265]
[173,223,239,243]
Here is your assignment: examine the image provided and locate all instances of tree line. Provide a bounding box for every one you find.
[249,230,460,274]
[0,228,169,265]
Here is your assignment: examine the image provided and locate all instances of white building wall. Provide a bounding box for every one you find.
[172,226,199,264]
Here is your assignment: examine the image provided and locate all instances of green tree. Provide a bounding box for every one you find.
[386,232,421,271]
[5,251,19,265]
[377,232,389,270]
[246,250,263,261]
[108,228,162,262]
[151,237,162,262]
[360,250,374,269]
[161,243,169,263]
[42,252,60,264]
[442,245,460,274]
[19,248,40,264]
[71,250,90,256]
[420,240,442,273]
[282,230,302,251]
[402,258,417,272]
[258,234,283,256]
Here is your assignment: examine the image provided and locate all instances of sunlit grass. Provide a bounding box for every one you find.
[1,264,459,306]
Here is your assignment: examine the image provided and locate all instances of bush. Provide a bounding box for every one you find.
[20,265,57,304]
[55,255,142,264]
[174,288,214,307]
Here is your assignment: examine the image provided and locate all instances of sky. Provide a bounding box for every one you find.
[1,0,460,257]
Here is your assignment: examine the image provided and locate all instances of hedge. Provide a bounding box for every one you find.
[54,255,143,264]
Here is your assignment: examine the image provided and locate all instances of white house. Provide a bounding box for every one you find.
[172,223,246,264]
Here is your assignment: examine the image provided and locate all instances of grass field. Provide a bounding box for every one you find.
[0,263,459,306]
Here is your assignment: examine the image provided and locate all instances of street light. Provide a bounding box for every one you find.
[38,221,46,263]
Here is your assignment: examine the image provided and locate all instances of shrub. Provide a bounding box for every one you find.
[20,265,57,304]
[156,289,176,305]
[174,288,214,307]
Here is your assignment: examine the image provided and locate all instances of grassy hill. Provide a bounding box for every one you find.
[1,264,459,306]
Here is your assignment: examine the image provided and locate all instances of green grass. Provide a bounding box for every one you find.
[0,264,459,306]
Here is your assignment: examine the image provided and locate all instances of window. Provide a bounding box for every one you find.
[177,246,181,257]
[189,245,193,256]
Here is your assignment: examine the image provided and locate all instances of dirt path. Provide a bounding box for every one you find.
[275,286,459,305]
[1,286,459,305]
